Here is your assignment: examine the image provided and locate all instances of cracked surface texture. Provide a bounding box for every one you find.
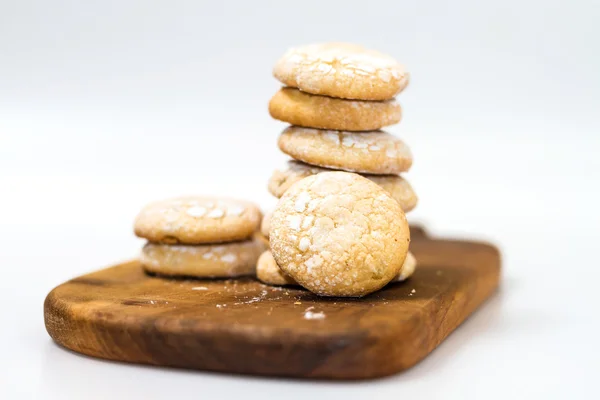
[268,160,417,211]
[273,43,409,100]
[134,196,262,244]
[278,127,412,174]
[256,250,297,286]
[257,249,416,288]
[270,172,410,297]
[269,87,401,131]
[140,235,266,278]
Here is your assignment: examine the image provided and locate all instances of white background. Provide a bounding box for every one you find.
[1,1,599,399]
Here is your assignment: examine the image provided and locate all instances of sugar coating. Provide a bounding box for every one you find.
[268,160,418,212]
[206,208,225,218]
[256,250,298,286]
[186,206,207,217]
[140,234,267,278]
[255,248,415,287]
[304,311,326,320]
[287,215,302,230]
[273,43,409,101]
[270,172,410,297]
[268,87,402,131]
[278,127,413,175]
[298,237,311,252]
[134,196,262,244]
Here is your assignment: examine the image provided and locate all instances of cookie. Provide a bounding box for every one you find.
[278,127,412,175]
[269,87,401,131]
[395,251,416,282]
[270,171,410,297]
[268,161,418,212]
[140,235,266,278]
[257,250,416,288]
[256,250,297,286]
[273,43,409,100]
[134,196,262,244]
[256,232,270,248]
[260,211,272,238]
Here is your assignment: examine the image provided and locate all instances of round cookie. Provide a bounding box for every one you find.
[140,235,267,278]
[268,161,418,212]
[255,232,270,248]
[134,196,262,244]
[395,251,416,282]
[269,87,401,131]
[270,171,410,297]
[278,127,412,174]
[273,43,409,100]
[257,250,415,287]
[256,250,297,286]
[260,211,272,238]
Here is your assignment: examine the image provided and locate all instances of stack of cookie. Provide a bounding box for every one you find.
[258,43,417,289]
[134,196,266,278]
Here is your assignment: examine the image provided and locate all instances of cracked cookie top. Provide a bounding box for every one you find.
[270,171,410,297]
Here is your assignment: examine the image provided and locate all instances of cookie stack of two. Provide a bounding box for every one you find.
[134,197,266,279]
[257,43,418,290]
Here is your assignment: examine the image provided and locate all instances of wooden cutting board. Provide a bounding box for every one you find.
[44,227,500,380]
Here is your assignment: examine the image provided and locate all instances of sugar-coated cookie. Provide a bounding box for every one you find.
[134,196,262,244]
[255,232,270,248]
[278,127,412,175]
[268,161,417,212]
[140,235,266,278]
[269,87,401,131]
[256,250,297,286]
[395,251,416,282]
[273,43,409,100]
[270,172,410,297]
[260,211,272,238]
[257,250,416,288]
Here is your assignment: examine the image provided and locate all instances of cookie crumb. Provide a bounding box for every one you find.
[304,311,326,320]
[294,301,302,305]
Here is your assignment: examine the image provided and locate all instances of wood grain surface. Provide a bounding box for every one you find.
[44,227,500,379]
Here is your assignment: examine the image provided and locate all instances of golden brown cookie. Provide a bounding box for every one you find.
[255,232,270,247]
[269,87,401,131]
[268,161,417,212]
[260,211,272,238]
[257,250,416,288]
[278,127,412,175]
[273,43,409,100]
[270,172,410,297]
[256,250,297,286]
[134,196,262,244]
[395,251,416,282]
[140,235,266,278]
